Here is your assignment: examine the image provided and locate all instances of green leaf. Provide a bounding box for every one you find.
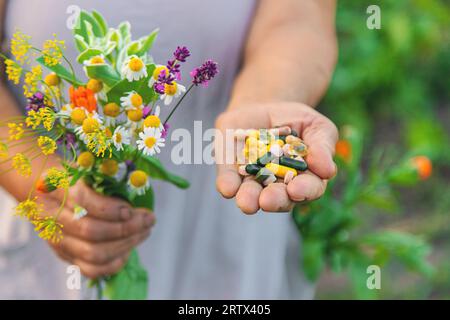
[134,29,159,56]
[301,238,325,281]
[73,34,89,53]
[77,48,103,64]
[79,10,104,38]
[85,64,121,87]
[118,21,132,46]
[107,64,156,105]
[103,249,148,300]
[131,187,154,211]
[36,56,84,86]
[91,10,108,36]
[136,154,190,189]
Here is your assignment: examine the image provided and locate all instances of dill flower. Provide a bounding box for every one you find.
[26,107,55,130]
[86,129,112,158]
[12,153,32,177]
[23,65,43,97]
[32,216,63,243]
[14,197,42,220]
[10,30,32,65]
[5,59,22,84]
[37,136,57,155]
[8,122,25,140]
[0,142,8,159]
[42,35,66,66]
[46,167,70,189]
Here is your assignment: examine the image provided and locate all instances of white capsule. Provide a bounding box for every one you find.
[284,170,295,184]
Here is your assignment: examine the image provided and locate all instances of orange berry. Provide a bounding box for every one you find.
[335,139,352,162]
[411,156,432,180]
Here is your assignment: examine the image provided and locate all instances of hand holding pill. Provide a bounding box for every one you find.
[215,102,338,214]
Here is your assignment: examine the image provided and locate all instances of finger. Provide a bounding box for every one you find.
[68,183,135,222]
[55,229,150,265]
[259,182,294,212]
[286,171,328,202]
[302,117,338,179]
[235,176,262,214]
[73,253,131,279]
[59,208,155,242]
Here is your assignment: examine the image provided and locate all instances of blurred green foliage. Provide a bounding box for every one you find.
[296,0,450,299]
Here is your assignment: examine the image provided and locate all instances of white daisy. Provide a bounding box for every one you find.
[57,104,73,125]
[99,160,127,182]
[137,127,165,156]
[160,81,186,105]
[74,114,103,143]
[73,205,88,220]
[148,65,170,87]
[120,91,144,110]
[121,55,147,82]
[83,55,107,67]
[143,105,164,130]
[112,126,131,151]
[127,170,150,196]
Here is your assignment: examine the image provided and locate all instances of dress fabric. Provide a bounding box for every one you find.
[0,0,314,299]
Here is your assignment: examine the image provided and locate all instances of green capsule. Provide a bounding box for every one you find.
[291,129,299,137]
[245,164,262,175]
[279,156,308,171]
[256,152,276,166]
[256,168,275,184]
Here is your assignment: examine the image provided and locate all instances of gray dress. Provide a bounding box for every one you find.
[0,0,314,299]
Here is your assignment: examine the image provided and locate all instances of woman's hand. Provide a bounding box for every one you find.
[40,181,155,279]
[215,102,338,214]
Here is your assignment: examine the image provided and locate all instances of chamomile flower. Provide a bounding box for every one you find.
[103,102,121,126]
[120,91,143,110]
[73,205,88,220]
[100,159,127,181]
[57,103,73,125]
[143,105,163,130]
[160,81,186,105]
[148,65,170,87]
[112,126,131,151]
[126,106,144,128]
[127,170,150,196]
[121,55,147,82]
[83,54,106,66]
[137,127,165,156]
[74,114,103,143]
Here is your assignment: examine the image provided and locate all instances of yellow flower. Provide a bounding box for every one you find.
[5,59,22,84]
[0,142,8,159]
[86,129,112,158]
[44,73,60,86]
[23,65,42,97]
[26,107,55,130]
[10,30,32,65]
[32,216,63,243]
[15,197,42,220]
[12,153,32,177]
[77,151,95,169]
[37,136,57,155]
[42,35,66,67]
[8,122,25,140]
[46,167,69,189]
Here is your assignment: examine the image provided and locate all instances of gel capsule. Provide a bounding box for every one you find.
[279,156,308,171]
[256,168,275,183]
[265,163,298,178]
[245,164,262,175]
[256,152,276,166]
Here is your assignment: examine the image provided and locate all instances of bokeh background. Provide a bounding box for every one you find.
[310,0,449,299]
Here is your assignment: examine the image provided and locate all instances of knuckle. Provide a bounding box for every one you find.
[81,243,101,263]
[79,220,96,240]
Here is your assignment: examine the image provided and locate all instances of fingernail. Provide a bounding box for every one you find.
[144,214,155,227]
[120,206,132,220]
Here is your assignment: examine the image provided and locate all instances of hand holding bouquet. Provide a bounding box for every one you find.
[1,9,217,299]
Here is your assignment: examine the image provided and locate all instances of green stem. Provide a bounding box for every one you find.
[163,84,194,125]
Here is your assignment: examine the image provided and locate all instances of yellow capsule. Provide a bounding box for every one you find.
[275,139,285,147]
[246,136,258,147]
[286,135,302,147]
[265,163,298,178]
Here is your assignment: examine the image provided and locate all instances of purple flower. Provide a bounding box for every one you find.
[161,123,170,139]
[57,132,76,149]
[153,68,175,94]
[190,60,219,87]
[167,59,181,80]
[153,82,165,94]
[26,91,46,113]
[125,160,136,172]
[173,46,190,62]
[142,106,152,119]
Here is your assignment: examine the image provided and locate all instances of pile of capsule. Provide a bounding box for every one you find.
[236,126,308,186]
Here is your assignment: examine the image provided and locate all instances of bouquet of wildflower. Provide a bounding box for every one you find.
[1,10,217,299]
